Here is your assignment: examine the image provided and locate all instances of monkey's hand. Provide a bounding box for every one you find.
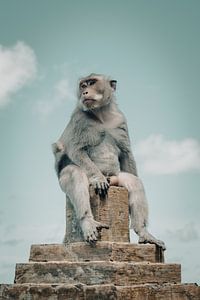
[80,216,109,245]
[89,175,110,199]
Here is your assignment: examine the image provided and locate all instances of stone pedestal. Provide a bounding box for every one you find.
[64,186,129,243]
[0,187,200,299]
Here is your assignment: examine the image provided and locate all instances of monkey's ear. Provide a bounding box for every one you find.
[110,80,117,91]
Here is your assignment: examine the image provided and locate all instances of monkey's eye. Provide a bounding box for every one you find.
[80,82,87,89]
[87,79,97,86]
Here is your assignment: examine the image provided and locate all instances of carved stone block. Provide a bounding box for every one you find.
[1,283,200,300]
[29,242,163,263]
[14,261,181,285]
[64,186,129,243]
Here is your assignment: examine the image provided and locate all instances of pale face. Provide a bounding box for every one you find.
[78,74,115,111]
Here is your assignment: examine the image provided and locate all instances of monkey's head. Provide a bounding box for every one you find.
[78,73,117,111]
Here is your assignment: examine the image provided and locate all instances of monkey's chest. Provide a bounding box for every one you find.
[88,140,121,176]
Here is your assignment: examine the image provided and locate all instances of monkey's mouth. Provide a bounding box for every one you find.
[83,99,96,105]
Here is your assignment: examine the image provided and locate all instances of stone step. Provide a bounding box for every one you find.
[29,242,164,263]
[14,261,181,285]
[1,283,199,300]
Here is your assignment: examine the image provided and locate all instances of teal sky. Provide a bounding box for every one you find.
[0,0,200,284]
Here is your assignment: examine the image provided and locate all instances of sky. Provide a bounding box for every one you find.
[0,0,200,285]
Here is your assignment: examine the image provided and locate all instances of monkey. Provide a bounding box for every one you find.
[52,73,166,250]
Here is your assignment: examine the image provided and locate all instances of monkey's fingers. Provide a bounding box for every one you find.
[95,182,101,193]
[96,222,109,231]
[100,186,107,199]
[87,233,98,244]
[103,181,110,191]
[100,182,110,198]
[95,183,106,197]
[95,186,99,195]
[95,182,101,195]
[107,177,111,184]
[99,190,106,200]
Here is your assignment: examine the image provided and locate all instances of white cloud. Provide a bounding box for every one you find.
[0,41,37,107]
[54,79,72,100]
[135,134,200,175]
[35,78,75,118]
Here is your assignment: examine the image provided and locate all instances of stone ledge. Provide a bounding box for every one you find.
[1,283,199,300]
[14,261,181,285]
[29,242,164,263]
[117,283,200,300]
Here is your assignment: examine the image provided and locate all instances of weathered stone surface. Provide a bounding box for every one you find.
[0,283,85,300]
[1,283,199,300]
[29,242,164,263]
[117,283,200,300]
[64,186,129,243]
[14,261,181,285]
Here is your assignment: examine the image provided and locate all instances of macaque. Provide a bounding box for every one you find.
[52,73,166,250]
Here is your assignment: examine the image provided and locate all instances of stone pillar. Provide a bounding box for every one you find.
[63,186,129,243]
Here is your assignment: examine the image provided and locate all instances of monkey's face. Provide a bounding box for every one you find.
[78,74,117,111]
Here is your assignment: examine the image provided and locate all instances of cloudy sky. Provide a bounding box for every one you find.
[0,0,199,285]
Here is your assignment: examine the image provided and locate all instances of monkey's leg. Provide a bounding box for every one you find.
[59,165,109,244]
[117,172,166,250]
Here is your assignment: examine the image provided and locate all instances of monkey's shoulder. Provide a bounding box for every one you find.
[107,122,128,139]
[106,122,132,154]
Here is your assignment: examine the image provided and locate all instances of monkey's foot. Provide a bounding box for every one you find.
[80,217,109,245]
[138,231,166,250]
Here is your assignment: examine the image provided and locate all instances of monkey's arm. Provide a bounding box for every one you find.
[58,115,109,196]
[69,147,105,180]
[67,146,110,197]
[119,148,138,176]
[116,123,138,176]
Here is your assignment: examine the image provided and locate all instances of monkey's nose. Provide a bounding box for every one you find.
[83,91,88,95]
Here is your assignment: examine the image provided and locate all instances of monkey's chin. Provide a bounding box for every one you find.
[82,99,97,111]
[83,99,96,105]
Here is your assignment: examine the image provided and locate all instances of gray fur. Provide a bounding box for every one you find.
[53,74,166,250]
